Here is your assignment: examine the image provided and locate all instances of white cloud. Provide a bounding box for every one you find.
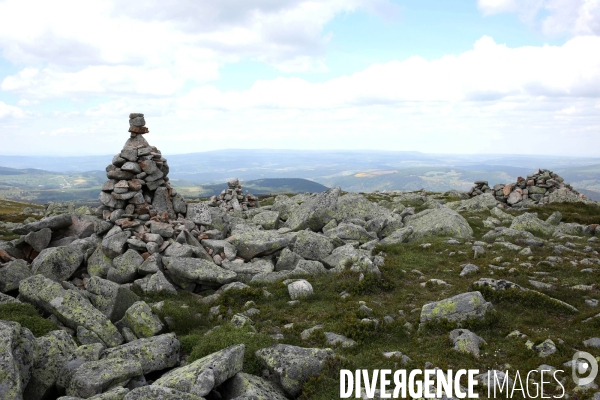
[478,0,600,37]
[0,102,26,119]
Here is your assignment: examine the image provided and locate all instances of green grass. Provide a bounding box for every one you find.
[0,303,58,337]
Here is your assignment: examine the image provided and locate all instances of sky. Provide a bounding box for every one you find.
[0,0,599,157]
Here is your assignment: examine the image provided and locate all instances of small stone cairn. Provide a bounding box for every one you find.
[467,169,586,206]
[98,113,188,231]
[208,178,259,211]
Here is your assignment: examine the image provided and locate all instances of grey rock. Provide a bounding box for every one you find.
[0,321,36,400]
[186,203,212,226]
[295,259,328,275]
[270,195,299,221]
[67,358,142,398]
[459,264,479,276]
[163,257,237,288]
[31,246,84,282]
[0,292,20,304]
[23,227,52,252]
[228,229,292,260]
[88,246,114,278]
[510,213,555,237]
[379,226,414,246]
[102,231,131,258]
[325,222,375,244]
[172,193,188,215]
[527,339,557,357]
[85,276,140,322]
[276,248,304,271]
[0,259,32,293]
[449,329,486,357]
[404,207,473,241]
[12,213,73,235]
[324,332,357,348]
[150,222,174,238]
[293,230,334,261]
[124,386,202,400]
[24,330,77,400]
[252,211,280,230]
[107,249,143,284]
[288,279,314,299]
[154,344,244,396]
[285,187,341,232]
[221,372,288,400]
[420,291,493,326]
[255,344,335,397]
[121,301,164,339]
[583,337,600,348]
[103,333,180,374]
[152,187,176,220]
[133,271,177,295]
[19,275,123,347]
[446,193,498,212]
[201,239,237,261]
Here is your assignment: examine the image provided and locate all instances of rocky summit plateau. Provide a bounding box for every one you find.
[0,115,599,400]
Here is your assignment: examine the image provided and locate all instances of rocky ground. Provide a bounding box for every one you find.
[0,182,599,399]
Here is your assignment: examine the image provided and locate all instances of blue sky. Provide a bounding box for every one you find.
[0,0,599,156]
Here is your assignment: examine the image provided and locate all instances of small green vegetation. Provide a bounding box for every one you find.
[187,324,275,375]
[0,302,58,337]
[533,202,600,225]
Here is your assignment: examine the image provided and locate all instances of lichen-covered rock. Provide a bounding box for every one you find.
[107,249,143,284]
[162,257,237,289]
[103,333,180,374]
[56,343,106,392]
[295,260,328,275]
[23,227,52,253]
[154,344,244,396]
[88,246,114,278]
[333,193,391,222]
[293,230,334,261]
[221,372,288,400]
[288,280,314,300]
[19,275,123,347]
[85,276,140,322]
[67,358,143,398]
[419,291,493,326]
[24,330,77,400]
[227,229,292,260]
[186,202,212,226]
[124,386,203,399]
[221,258,274,283]
[133,271,177,295]
[270,195,299,221]
[0,259,32,293]
[0,292,20,304]
[324,222,376,244]
[255,344,335,397]
[449,329,486,357]
[446,193,498,212]
[324,332,357,348]
[200,239,237,261]
[12,213,73,235]
[404,207,473,241]
[275,248,303,271]
[102,231,130,259]
[510,213,555,237]
[0,321,36,400]
[379,226,414,246]
[31,246,84,282]
[285,187,341,232]
[252,210,280,230]
[122,301,164,339]
[548,188,591,204]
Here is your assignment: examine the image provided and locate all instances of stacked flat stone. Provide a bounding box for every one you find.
[467,169,586,207]
[208,178,259,211]
[99,113,187,229]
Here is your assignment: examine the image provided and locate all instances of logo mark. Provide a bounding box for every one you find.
[572,351,598,386]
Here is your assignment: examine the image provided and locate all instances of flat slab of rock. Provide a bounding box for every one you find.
[163,257,237,288]
[420,291,493,326]
[0,321,36,400]
[85,276,140,322]
[221,372,287,400]
[67,358,143,398]
[285,187,341,232]
[186,202,212,226]
[227,229,292,260]
[293,230,334,261]
[404,207,473,241]
[12,213,73,235]
[154,344,244,396]
[0,259,32,293]
[103,333,180,374]
[31,246,84,282]
[255,344,335,397]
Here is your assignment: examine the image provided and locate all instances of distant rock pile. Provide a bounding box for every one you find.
[467,169,587,207]
[208,178,259,211]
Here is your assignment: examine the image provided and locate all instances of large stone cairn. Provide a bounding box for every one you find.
[208,178,259,211]
[467,169,586,207]
[99,113,188,235]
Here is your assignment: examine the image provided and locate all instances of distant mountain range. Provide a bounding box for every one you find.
[0,150,599,202]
